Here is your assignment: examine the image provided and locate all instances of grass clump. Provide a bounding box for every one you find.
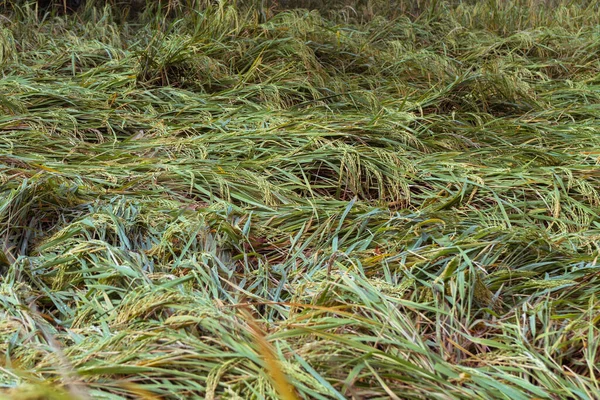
[1,0,600,398]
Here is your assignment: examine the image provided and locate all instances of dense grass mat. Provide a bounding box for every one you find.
[1,1,600,398]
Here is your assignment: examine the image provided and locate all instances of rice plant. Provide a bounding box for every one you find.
[1,0,600,398]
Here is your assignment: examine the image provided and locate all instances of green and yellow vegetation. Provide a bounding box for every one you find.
[1,0,600,398]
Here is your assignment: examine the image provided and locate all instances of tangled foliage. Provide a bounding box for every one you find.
[1,0,600,398]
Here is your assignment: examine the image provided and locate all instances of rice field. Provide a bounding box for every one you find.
[1,1,600,398]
